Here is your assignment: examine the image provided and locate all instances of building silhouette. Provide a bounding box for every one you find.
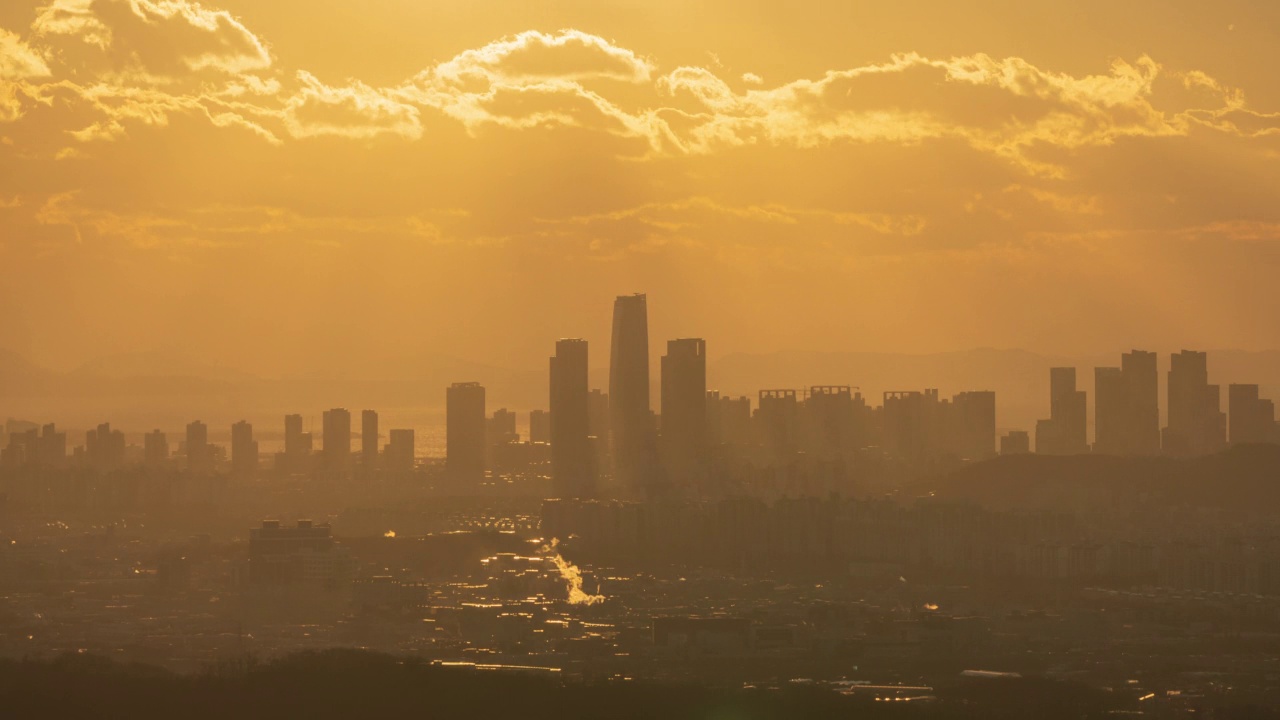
[488,408,517,445]
[550,338,594,498]
[1036,367,1087,455]
[1164,350,1226,456]
[447,382,486,484]
[1229,384,1277,445]
[246,519,350,587]
[231,420,258,475]
[40,424,66,467]
[7,423,70,469]
[950,390,997,461]
[1,428,44,468]
[757,389,801,458]
[322,408,352,473]
[1,431,29,468]
[362,410,378,471]
[1094,351,1159,455]
[385,429,415,473]
[660,338,707,482]
[882,390,941,465]
[1094,367,1123,454]
[587,388,610,474]
[186,420,209,473]
[609,294,658,494]
[282,413,312,473]
[1124,350,1161,454]
[86,422,125,471]
[879,389,995,465]
[706,391,752,448]
[802,386,867,460]
[588,389,610,444]
[144,429,168,467]
[529,410,550,444]
[1001,430,1031,455]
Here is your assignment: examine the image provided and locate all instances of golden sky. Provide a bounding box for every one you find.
[1,0,1278,376]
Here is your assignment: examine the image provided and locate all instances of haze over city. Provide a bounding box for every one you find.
[2,1,1280,718]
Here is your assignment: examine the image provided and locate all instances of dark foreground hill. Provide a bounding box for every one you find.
[3,649,1266,720]
[919,444,1280,515]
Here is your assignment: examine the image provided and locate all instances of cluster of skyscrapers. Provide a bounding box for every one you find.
[5,298,1279,486]
[1024,350,1276,456]
[444,294,1002,499]
[441,297,1280,500]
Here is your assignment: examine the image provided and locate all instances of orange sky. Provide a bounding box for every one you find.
[1,0,1278,376]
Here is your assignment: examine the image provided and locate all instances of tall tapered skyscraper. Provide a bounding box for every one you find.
[550,338,594,498]
[609,293,657,493]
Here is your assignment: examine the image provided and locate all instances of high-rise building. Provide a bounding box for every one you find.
[588,389,610,443]
[587,388,610,473]
[803,386,868,459]
[882,390,943,465]
[361,410,378,471]
[1229,384,1277,445]
[529,410,551,444]
[1164,350,1226,456]
[2,429,37,468]
[144,429,168,467]
[1094,367,1124,454]
[609,294,658,493]
[246,520,349,587]
[385,429,415,473]
[1122,350,1161,454]
[38,424,66,467]
[488,408,518,446]
[322,408,352,473]
[551,338,593,498]
[1093,351,1160,455]
[285,414,305,455]
[283,413,312,472]
[660,338,707,479]
[1036,367,1087,455]
[231,420,258,475]
[447,382,486,484]
[757,390,800,457]
[707,392,752,447]
[950,390,997,461]
[86,422,125,471]
[186,420,210,473]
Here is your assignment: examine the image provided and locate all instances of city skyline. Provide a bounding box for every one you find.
[8,293,1280,474]
[4,2,1280,714]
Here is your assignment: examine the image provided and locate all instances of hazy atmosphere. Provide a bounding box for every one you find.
[2,0,1279,378]
[3,2,1280,718]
